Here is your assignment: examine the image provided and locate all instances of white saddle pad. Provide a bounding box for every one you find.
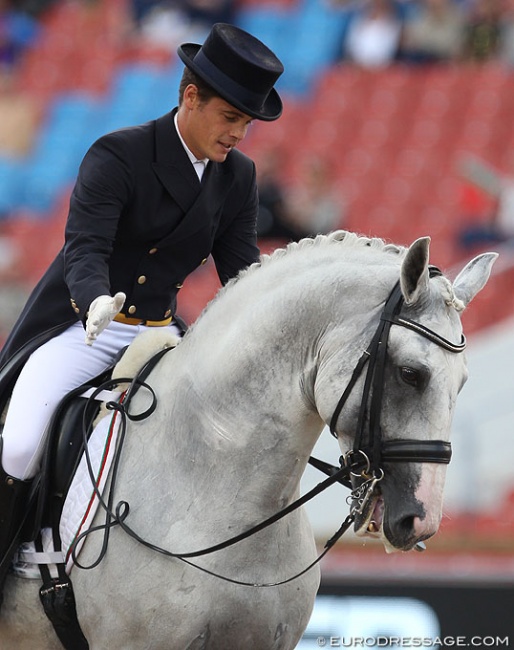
[14,404,121,578]
[13,328,180,579]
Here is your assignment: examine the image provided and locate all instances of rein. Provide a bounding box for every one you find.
[74,268,465,587]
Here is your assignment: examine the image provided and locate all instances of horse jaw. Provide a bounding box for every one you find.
[452,252,499,307]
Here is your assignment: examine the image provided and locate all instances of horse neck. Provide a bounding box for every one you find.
[164,286,331,504]
[166,245,399,504]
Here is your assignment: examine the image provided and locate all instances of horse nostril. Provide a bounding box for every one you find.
[392,514,429,548]
[412,515,433,539]
[398,514,417,538]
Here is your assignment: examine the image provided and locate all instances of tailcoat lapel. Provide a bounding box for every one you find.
[151,111,234,246]
[152,111,200,213]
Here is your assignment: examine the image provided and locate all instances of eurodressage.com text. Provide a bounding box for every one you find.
[315,636,510,648]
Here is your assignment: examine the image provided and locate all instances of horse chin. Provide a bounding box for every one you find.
[353,495,420,553]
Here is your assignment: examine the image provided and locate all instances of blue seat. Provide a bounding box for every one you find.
[0,160,23,216]
[238,3,349,97]
[236,8,290,62]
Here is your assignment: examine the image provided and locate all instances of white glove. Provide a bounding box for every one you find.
[85,292,126,346]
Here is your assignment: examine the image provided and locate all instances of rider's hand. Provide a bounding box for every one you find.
[85,292,126,346]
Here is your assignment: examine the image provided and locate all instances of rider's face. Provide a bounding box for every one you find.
[178,86,253,163]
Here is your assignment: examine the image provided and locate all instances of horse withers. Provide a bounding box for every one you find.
[0,231,497,649]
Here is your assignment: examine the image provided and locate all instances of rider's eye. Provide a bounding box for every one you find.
[400,366,420,387]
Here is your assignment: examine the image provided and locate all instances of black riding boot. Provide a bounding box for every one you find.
[0,465,32,610]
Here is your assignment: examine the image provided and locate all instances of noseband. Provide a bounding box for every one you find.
[328,267,465,476]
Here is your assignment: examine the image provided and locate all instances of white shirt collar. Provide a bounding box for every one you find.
[174,112,209,181]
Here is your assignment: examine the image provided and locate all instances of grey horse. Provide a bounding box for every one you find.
[0,231,497,649]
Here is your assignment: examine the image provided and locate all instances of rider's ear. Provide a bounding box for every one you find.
[400,236,431,305]
[452,252,498,308]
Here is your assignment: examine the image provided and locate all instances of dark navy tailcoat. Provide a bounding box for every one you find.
[0,109,260,371]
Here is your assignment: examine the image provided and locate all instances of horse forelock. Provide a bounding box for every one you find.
[439,276,466,312]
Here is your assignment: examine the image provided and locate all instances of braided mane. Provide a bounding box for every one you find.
[188,231,408,329]
[236,230,407,285]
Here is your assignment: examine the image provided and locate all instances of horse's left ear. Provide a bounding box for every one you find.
[400,236,431,305]
[452,252,499,307]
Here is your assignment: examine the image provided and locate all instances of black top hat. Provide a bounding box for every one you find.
[177,23,284,122]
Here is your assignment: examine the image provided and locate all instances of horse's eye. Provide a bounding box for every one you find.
[400,366,420,387]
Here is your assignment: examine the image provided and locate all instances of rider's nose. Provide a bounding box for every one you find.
[230,122,249,142]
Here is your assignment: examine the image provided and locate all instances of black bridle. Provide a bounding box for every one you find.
[74,267,466,586]
[327,267,465,477]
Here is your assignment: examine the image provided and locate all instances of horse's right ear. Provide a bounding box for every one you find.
[400,236,431,305]
[452,252,498,307]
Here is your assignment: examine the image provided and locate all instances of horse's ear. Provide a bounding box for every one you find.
[452,252,498,307]
[400,236,431,305]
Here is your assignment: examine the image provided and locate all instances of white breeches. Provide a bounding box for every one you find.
[1,320,181,480]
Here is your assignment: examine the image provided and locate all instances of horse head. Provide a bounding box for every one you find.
[316,235,497,553]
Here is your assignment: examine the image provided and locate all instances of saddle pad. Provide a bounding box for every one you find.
[13,407,121,578]
[60,407,121,573]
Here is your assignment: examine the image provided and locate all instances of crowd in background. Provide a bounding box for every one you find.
[330,0,514,67]
[2,0,514,245]
[129,0,514,68]
[0,0,513,339]
[4,0,514,80]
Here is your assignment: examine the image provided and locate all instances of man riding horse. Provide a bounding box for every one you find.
[0,22,284,609]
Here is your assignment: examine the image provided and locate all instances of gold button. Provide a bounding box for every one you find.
[137,275,146,285]
[200,258,207,265]
[149,248,158,254]
[74,307,80,314]
[175,282,183,289]
[128,305,137,315]
[164,309,171,318]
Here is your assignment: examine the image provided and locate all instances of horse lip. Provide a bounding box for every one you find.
[353,493,384,538]
[353,494,429,552]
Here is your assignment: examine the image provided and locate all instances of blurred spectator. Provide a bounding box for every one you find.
[398,0,466,64]
[135,0,234,51]
[286,158,345,237]
[0,92,39,156]
[137,2,191,50]
[255,150,309,242]
[462,0,502,62]
[185,0,234,29]
[457,154,514,249]
[342,0,404,68]
[497,0,514,65]
[255,154,344,242]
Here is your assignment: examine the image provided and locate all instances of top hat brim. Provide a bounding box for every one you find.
[178,43,283,122]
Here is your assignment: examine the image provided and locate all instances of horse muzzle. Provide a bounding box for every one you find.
[351,471,441,552]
